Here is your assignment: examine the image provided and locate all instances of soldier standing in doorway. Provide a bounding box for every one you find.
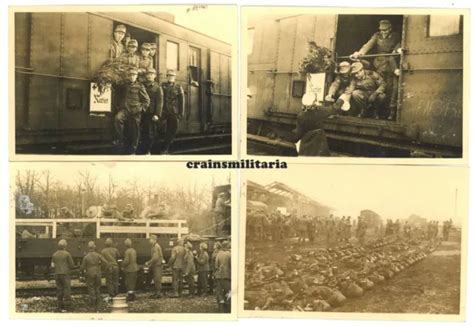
[161,69,185,154]
[119,39,140,68]
[110,24,127,60]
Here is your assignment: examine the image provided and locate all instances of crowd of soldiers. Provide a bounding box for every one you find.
[427,219,453,241]
[50,236,231,313]
[107,24,185,155]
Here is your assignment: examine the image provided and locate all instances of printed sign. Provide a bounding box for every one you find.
[90,82,112,113]
[305,73,326,104]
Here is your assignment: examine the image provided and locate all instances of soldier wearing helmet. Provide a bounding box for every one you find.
[346,62,386,118]
[114,67,150,154]
[196,242,210,296]
[351,19,401,120]
[51,239,75,312]
[141,67,164,154]
[145,234,164,298]
[110,24,127,59]
[160,69,185,154]
[101,237,120,298]
[122,238,139,301]
[169,238,186,297]
[119,38,140,68]
[80,241,108,312]
[215,240,231,312]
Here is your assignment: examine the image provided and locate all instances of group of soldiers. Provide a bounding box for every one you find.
[325,19,401,120]
[50,236,231,313]
[108,24,184,154]
[427,219,453,241]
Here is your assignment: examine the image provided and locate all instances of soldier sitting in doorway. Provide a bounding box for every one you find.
[138,43,154,82]
[118,39,140,68]
[350,19,401,120]
[110,24,127,60]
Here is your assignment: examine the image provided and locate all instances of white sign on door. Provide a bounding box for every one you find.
[90,82,112,113]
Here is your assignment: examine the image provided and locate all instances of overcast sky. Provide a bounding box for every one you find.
[246,165,467,225]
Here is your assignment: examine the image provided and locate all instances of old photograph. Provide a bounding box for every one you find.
[11,5,235,156]
[11,162,235,318]
[239,165,467,319]
[244,8,468,158]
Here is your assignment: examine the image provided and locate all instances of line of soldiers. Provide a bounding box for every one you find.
[109,24,184,155]
[427,219,453,241]
[325,19,401,120]
[50,236,231,313]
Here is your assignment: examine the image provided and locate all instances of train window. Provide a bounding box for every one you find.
[189,66,199,85]
[292,80,306,98]
[66,88,83,110]
[429,15,461,37]
[167,41,179,71]
[248,28,255,55]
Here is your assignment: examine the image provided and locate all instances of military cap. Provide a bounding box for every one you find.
[124,238,132,247]
[58,239,68,248]
[141,43,151,50]
[149,234,158,241]
[350,62,364,74]
[88,241,96,250]
[200,242,208,250]
[222,240,230,249]
[185,242,193,249]
[128,39,138,47]
[105,237,113,246]
[149,43,157,49]
[166,69,177,76]
[214,241,222,249]
[338,61,351,74]
[128,67,139,75]
[379,20,392,30]
[146,67,157,74]
[114,24,127,33]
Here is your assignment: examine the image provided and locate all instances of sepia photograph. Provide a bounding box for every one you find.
[243,7,468,159]
[10,162,235,319]
[239,165,467,319]
[11,5,235,157]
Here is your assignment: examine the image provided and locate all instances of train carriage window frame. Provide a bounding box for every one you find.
[167,41,180,71]
[427,15,463,38]
[292,80,306,98]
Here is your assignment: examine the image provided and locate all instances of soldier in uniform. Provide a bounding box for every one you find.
[161,69,185,154]
[141,67,163,154]
[209,241,222,295]
[110,24,127,60]
[196,242,210,296]
[51,239,75,312]
[114,67,150,154]
[121,204,135,221]
[122,238,139,301]
[149,43,157,64]
[119,39,140,68]
[145,234,164,299]
[347,62,386,118]
[101,237,120,299]
[80,241,108,312]
[138,43,154,81]
[215,240,231,313]
[169,239,186,297]
[351,19,401,120]
[325,61,352,106]
[183,242,196,297]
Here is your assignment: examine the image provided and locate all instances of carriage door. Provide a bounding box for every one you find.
[188,46,202,132]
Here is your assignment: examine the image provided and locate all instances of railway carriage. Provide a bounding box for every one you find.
[15,11,232,154]
[247,13,464,157]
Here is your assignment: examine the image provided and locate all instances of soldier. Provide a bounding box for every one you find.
[114,67,150,154]
[138,43,154,81]
[161,69,185,154]
[101,237,120,299]
[122,238,139,301]
[145,234,164,299]
[110,24,127,60]
[215,240,231,313]
[183,242,196,297]
[196,242,210,296]
[149,43,157,64]
[214,193,227,236]
[351,19,401,120]
[121,204,135,221]
[209,241,222,295]
[347,62,386,118]
[119,39,140,67]
[169,239,186,297]
[325,61,352,106]
[51,239,75,312]
[80,241,107,312]
[141,67,163,154]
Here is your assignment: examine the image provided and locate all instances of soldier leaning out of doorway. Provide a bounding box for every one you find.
[350,19,401,120]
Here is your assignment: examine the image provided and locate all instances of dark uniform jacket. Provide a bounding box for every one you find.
[80,251,107,277]
[197,251,210,272]
[123,81,150,114]
[184,250,196,275]
[122,248,139,272]
[169,244,186,269]
[359,32,401,55]
[148,243,164,267]
[161,81,185,116]
[52,250,75,275]
[101,247,120,267]
[144,81,164,116]
[215,250,231,279]
[348,70,386,95]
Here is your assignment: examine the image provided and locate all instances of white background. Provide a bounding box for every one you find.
[1,0,473,326]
